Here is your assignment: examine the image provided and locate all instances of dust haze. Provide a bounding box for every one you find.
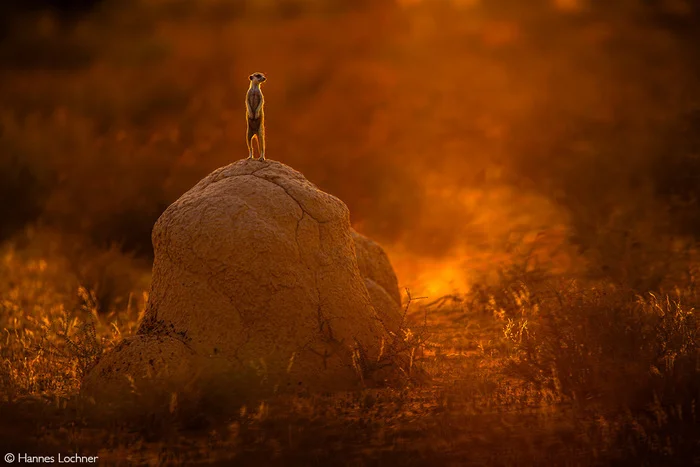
[1,0,699,296]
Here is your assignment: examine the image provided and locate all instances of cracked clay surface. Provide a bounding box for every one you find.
[85,160,402,402]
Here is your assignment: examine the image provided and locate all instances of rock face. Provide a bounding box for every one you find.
[352,230,403,334]
[363,277,402,335]
[82,160,402,413]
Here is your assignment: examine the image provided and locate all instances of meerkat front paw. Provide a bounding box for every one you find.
[258,155,266,161]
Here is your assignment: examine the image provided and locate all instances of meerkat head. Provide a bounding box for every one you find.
[249,72,267,84]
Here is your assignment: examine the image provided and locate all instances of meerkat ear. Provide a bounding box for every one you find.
[249,74,254,80]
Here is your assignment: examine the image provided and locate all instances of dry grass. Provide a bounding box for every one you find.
[0,238,146,403]
[1,240,699,466]
[2,1,700,464]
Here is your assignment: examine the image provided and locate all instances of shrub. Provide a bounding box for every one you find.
[499,281,700,419]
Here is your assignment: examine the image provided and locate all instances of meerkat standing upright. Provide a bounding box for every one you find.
[246,72,267,161]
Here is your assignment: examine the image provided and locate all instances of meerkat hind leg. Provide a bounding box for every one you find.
[258,131,266,161]
[246,132,255,160]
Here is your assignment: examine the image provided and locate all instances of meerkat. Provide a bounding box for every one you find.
[246,72,267,161]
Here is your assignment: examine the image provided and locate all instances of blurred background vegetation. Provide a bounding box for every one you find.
[1,0,699,302]
[2,2,700,463]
